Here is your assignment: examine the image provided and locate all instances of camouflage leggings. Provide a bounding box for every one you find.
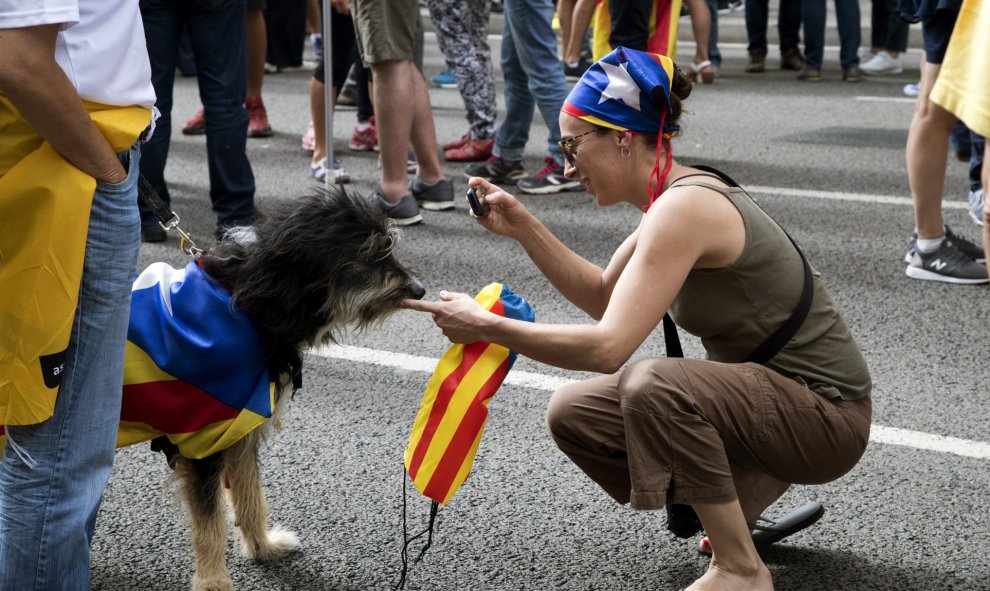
[426,0,497,139]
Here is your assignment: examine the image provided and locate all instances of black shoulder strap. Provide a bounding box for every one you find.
[662,165,814,365]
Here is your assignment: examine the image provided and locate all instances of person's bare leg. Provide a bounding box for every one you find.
[689,501,774,591]
[982,143,989,264]
[246,10,266,99]
[371,60,418,202]
[306,0,320,36]
[406,66,444,184]
[565,0,596,64]
[907,61,958,239]
[309,77,329,165]
[686,0,712,68]
[730,467,791,524]
[558,0,575,63]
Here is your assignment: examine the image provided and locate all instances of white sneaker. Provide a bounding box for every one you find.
[861,52,903,75]
[903,82,920,98]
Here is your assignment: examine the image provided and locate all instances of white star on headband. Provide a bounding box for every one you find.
[598,60,641,112]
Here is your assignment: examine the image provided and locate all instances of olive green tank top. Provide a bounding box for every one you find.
[667,181,872,401]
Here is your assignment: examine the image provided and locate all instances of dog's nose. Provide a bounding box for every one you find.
[407,277,426,300]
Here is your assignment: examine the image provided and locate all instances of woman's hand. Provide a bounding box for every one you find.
[466,177,535,239]
[401,291,496,344]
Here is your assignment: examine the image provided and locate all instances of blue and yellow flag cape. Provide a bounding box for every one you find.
[119,261,276,458]
[404,283,534,505]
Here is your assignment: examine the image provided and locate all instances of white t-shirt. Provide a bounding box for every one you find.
[0,0,155,108]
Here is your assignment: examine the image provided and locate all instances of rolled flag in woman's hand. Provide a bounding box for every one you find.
[404,283,534,505]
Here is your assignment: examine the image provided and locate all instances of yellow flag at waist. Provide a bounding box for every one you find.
[404,283,534,505]
[0,98,152,426]
[591,0,683,61]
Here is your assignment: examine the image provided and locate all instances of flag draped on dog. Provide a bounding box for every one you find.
[119,261,275,459]
[405,283,534,505]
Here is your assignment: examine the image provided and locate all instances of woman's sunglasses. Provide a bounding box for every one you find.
[557,128,600,166]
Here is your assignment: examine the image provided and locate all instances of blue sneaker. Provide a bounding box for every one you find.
[431,69,457,88]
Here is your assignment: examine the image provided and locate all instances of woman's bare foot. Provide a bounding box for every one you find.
[686,559,774,591]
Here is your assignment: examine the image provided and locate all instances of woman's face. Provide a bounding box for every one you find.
[559,114,623,205]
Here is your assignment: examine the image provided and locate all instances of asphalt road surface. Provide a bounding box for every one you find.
[91,10,989,591]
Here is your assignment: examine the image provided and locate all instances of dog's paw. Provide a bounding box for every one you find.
[243,525,299,561]
[191,574,234,591]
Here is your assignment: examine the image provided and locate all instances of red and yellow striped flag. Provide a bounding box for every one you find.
[404,283,534,505]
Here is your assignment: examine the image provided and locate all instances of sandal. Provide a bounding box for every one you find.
[697,501,825,556]
[310,157,350,184]
[691,60,715,84]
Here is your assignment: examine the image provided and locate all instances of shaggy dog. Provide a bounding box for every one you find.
[127,187,425,590]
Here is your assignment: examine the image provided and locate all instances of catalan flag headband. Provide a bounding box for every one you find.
[397,283,534,589]
[561,46,678,208]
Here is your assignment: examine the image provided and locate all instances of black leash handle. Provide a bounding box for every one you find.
[137,175,203,257]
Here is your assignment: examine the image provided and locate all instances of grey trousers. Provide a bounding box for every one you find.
[546,357,871,510]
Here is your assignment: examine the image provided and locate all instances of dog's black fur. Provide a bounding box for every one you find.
[156,187,424,591]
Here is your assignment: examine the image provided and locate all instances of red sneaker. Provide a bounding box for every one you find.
[182,108,206,135]
[442,131,471,151]
[444,137,494,162]
[245,96,273,138]
[348,120,379,151]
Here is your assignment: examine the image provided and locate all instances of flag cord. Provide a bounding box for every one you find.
[396,466,440,590]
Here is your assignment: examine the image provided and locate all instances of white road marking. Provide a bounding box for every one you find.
[855,96,918,104]
[311,345,990,460]
[748,185,968,210]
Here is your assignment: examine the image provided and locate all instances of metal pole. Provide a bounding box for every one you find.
[322,0,334,188]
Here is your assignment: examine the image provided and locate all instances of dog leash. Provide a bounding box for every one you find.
[137,175,204,258]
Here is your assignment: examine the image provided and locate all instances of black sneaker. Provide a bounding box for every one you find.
[905,238,988,284]
[904,225,986,264]
[368,186,423,226]
[516,157,585,194]
[410,176,455,211]
[563,59,590,81]
[464,156,527,185]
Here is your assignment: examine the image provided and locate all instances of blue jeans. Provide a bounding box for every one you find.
[706,0,722,67]
[746,0,803,54]
[139,0,258,230]
[495,0,568,165]
[802,0,861,69]
[0,145,141,590]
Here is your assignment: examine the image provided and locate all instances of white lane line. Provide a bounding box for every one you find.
[748,185,968,210]
[855,96,917,104]
[311,345,990,460]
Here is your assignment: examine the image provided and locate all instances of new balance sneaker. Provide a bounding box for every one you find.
[410,176,455,211]
[368,187,422,226]
[969,188,985,227]
[245,96,273,137]
[431,69,457,88]
[464,156,527,184]
[445,137,494,162]
[516,157,585,194]
[905,238,988,284]
[310,157,350,184]
[860,51,903,75]
[182,108,206,135]
[904,225,986,264]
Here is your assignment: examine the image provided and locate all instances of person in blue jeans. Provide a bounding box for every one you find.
[0,1,152,587]
[744,0,804,72]
[465,0,584,194]
[139,0,260,242]
[799,0,861,81]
